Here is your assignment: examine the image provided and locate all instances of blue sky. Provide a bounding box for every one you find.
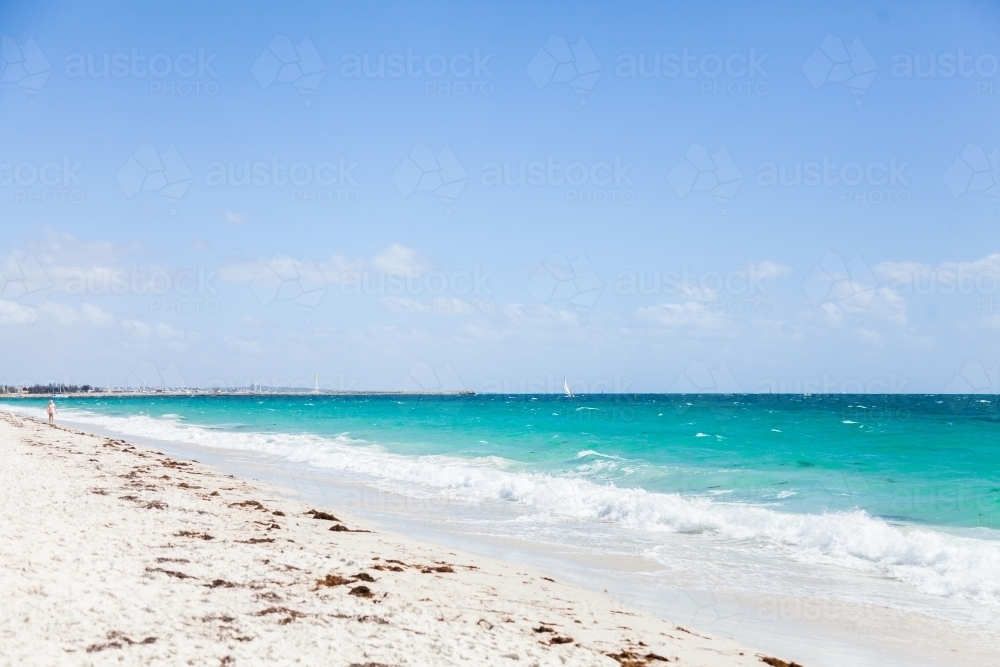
[1,0,998,392]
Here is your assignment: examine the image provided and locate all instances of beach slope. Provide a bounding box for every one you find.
[0,411,781,667]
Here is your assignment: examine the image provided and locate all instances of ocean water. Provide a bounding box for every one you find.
[5,393,1000,660]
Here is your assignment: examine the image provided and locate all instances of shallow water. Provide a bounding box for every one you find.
[5,394,999,665]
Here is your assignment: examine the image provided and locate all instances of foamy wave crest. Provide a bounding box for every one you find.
[576,449,618,459]
[6,403,999,603]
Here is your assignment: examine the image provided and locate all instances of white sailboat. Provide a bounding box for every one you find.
[563,377,573,397]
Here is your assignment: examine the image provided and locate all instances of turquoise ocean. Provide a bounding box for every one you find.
[5,393,999,659]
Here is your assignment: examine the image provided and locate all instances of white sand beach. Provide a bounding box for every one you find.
[0,411,792,667]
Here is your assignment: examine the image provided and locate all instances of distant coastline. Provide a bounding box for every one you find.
[0,389,477,398]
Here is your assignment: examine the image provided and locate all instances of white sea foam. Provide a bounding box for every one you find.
[576,449,617,459]
[6,403,999,604]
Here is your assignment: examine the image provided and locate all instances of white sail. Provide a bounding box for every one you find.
[563,377,573,397]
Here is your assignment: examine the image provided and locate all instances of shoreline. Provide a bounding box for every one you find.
[0,410,781,666]
[3,405,998,666]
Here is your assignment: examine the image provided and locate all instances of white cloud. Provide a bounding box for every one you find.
[638,302,729,329]
[820,302,843,326]
[679,283,717,301]
[371,244,432,274]
[381,296,427,314]
[121,319,152,340]
[381,296,482,316]
[808,285,905,328]
[154,323,189,340]
[224,210,246,225]
[501,302,582,327]
[220,245,422,287]
[121,320,198,345]
[753,260,794,280]
[39,302,80,326]
[8,301,117,328]
[848,327,882,345]
[218,259,262,283]
[875,253,1000,295]
[901,331,934,351]
[81,303,114,326]
[0,300,36,325]
[14,231,136,289]
[869,286,907,326]
[223,335,261,353]
[747,316,804,343]
[325,253,366,276]
[27,230,128,268]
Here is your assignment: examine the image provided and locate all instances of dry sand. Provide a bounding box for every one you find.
[0,411,793,667]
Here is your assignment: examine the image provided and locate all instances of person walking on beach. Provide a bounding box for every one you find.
[47,400,56,425]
